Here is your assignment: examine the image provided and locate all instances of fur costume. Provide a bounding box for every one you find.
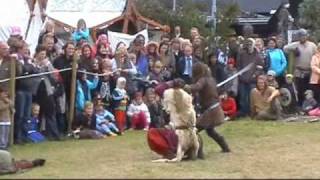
[149,88,199,162]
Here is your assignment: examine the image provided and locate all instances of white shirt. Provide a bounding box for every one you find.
[127,102,151,123]
[183,56,193,76]
[0,58,3,66]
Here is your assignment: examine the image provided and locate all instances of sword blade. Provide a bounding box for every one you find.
[217,63,254,88]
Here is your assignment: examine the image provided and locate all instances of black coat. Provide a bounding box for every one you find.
[176,56,198,84]
[53,55,74,101]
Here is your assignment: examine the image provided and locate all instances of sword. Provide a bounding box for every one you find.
[217,63,254,88]
[196,63,255,113]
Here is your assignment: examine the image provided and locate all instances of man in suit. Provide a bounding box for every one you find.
[177,44,198,84]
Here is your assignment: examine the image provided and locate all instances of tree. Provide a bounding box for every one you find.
[136,0,240,48]
[137,0,211,38]
[215,3,240,40]
[298,0,320,41]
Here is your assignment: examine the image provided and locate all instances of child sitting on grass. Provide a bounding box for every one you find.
[95,103,120,136]
[302,90,318,115]
[72,102,104,139]
[127,92,150,130]
[220,91,237,121]
[24,103,45,143]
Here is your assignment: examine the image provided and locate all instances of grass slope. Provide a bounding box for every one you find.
[3,120,320,179]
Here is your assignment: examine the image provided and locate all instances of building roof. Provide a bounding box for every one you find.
[222,0,289,14]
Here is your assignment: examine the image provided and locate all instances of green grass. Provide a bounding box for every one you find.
[3,120,320,179]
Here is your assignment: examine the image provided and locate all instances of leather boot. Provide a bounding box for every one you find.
[216,136,231,153]
[206,128,231,153]
[197,134,205,159]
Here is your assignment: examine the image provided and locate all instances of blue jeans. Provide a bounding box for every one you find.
[15,91,32,142]
[97,122,119,135]
[238,83,255,117]
[0,124,10,149]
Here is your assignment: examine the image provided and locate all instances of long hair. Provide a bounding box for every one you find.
[77,19,86,29]
[62,41,75,56]
[81,44,93,59]
[192,62,212,83]
[256,75,268,91]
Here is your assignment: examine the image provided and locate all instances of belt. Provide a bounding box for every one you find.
[175,125,194,130]
[206,102,220,112]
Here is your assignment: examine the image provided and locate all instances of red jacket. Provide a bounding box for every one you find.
[221,97,237,117]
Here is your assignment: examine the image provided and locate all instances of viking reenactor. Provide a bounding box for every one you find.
[184,62,231,154]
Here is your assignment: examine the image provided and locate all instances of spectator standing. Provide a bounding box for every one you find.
[34,45,60,140]
[15,42,39,144]
[237,38,263,117]
[72,19,90,44]
[284,29,317,105]
[112,77,129,133]
[177,44,198,84]
[310,43,320,104]
[265,38,287,85]
[53,42,76,103]
[0,87,13,149]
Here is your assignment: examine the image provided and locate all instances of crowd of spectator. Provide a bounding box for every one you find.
[0,19,320,150]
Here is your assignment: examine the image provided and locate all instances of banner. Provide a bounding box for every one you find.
[108,29,149,52]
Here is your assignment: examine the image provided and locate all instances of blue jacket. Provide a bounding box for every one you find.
[266,48,287,76]
[95,110,115,127]
[136,53,149,77]
[72,28,90,43]
[76,77,99,111]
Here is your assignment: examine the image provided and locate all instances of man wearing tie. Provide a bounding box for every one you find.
[177,44,198,84]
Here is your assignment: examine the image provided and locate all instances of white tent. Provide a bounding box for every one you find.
[0,0,31,41]
[26,1,44,55]
[45,0,127,28]
[0,0,43,55]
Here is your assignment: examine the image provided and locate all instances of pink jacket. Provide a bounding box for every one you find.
[310,53,320,84]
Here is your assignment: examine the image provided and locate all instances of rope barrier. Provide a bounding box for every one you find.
[0,63,254,87]
[77,70,119,77]
[0,68,72,83]
[0,68,119,83]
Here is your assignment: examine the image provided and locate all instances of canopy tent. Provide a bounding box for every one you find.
[26,1,44,55]
[0,0,31,41]
[45,0,127,29]
[94,0,170,34]
[44,0,169,40]
[0,0,43,55]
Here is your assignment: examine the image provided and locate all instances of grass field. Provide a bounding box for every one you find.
[3,120,320,179]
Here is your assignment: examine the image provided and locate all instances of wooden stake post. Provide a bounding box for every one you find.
[68,53,79,133]
[9,56,16,145]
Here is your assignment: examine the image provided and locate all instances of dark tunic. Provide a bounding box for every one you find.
[190,77,224,129]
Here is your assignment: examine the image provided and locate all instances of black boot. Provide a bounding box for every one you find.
[217,136,231,153]
[197,134,205,159]
[206,128,231,153]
